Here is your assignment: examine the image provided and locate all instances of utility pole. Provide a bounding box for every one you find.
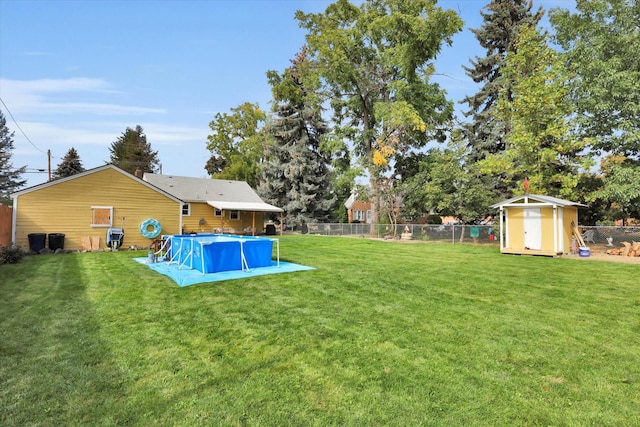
[47,149,51,181]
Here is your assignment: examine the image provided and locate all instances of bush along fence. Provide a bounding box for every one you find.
[305,223,499,244]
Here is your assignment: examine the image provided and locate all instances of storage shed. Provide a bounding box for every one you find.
[490,194,586,256]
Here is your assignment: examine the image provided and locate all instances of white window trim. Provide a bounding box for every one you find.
[182,203,191,216]
[91,206,113,227]
[229,210,239,220]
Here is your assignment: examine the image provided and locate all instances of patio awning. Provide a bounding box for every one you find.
[206,201,284,213]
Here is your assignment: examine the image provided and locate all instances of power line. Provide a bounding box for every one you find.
[0,96,48,155]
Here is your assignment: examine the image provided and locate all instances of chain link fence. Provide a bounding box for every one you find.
[304,223,499,244]
[578,225,640,247]
[302,223,640,247]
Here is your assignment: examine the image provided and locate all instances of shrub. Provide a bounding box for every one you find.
[426,214,443,224]
[0,244,27,265]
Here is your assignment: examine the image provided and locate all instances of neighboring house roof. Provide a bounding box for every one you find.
[143,173,283,213]
[490,194,587,209]
[10,164,184,204]
[344,193,357,210]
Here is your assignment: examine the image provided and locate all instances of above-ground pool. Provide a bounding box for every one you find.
[165,234,277,274]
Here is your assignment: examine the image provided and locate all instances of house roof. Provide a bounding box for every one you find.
[10,164,184,204]
[490,194,587,209]
[143,173,283,213]
[344,193,357,210]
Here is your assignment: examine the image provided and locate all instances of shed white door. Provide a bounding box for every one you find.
[524,208,542,250]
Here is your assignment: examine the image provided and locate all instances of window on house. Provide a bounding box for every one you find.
[214,209,222,217]
[182,203,191,216]
[91,206,112,227]
[229,210,239,220]
[366,210,372,222]
[354,210,365,221]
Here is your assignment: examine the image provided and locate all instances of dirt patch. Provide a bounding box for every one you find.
[345,235,640,264]
[563,245,640,264]
[564,248,640,265]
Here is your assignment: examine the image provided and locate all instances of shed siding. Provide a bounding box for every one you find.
[508,208,526,249]
[181,202,265,234]
[540,207,556,251]
[14,168,181,251]
[562,207,578,249]
[503,205,579,255]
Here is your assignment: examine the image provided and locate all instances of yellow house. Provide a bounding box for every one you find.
[490,194,586,256]
[142,173,283,236]
[11,165,184,251]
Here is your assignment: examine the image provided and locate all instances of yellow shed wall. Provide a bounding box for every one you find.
[14,168,182,251]
[504,205,579,255]
[507,208,525,249]
[181,203,265,235]
[562,206,579,251]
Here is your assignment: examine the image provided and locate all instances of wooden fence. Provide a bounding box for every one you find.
[0,204,12,247]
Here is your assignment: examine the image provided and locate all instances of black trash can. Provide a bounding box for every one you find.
[265,224,276,235]
[28,233,46,253]
[48,233,65,251]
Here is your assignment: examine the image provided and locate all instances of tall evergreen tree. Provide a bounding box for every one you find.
[52,147,85,180]
[109,125,160,175]
[0,110,26,205]
[260,48,335,226]
[461,0,543,162]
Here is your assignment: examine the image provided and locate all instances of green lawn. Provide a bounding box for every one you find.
[1,236,638,426]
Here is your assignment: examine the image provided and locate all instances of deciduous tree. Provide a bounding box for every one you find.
[550,0,640,159]
[479,25,592,199]
[205,102,266,188]
[296,0,463,232]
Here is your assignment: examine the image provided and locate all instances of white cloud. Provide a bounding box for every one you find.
[0,77,165,115]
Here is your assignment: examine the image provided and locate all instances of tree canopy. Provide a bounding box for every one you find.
[0,109,26,205]
[480,25,592,199]
[205,102,267,188]
[109,125,160,175]
[550,0,640,159]
[52,147,85,180]
[462,0,544,163]
[296,0,463,228]
[259,48,336,226]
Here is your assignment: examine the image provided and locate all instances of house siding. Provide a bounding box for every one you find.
[181,202,265,234]
[14,168,182,251]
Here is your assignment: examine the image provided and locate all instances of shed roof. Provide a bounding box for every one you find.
[490,194,587,209]
[143,173,283,213]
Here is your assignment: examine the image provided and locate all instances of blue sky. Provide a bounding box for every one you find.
[1,0,572,188]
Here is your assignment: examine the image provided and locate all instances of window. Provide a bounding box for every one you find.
[91,206,112,227]
[214,209,222,217]
[182,203,191,216]
[229,210,239,220]
[354,210,365,221]
[366,210,372,222]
